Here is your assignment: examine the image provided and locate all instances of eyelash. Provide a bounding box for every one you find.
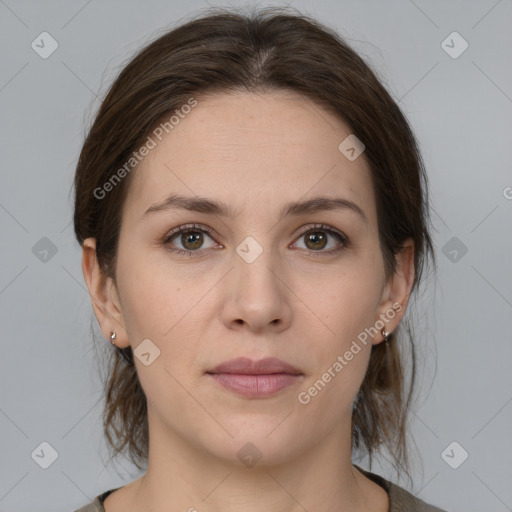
[162,223,349,257]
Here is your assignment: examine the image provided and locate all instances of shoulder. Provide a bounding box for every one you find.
[388,483,449,512]
[73,487,121,512]
[353,465,450,512]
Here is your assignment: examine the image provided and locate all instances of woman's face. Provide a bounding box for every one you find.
[87,90,412,466]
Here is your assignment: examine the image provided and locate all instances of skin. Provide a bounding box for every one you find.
[82,90,415,512]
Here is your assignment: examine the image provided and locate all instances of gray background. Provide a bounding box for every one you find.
[1,0,511,511]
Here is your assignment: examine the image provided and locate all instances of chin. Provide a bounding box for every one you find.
[196,419,309,469]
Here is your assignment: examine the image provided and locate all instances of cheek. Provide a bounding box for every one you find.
[115,240,192,338]
[295,279,376,424]
[291,262,382,413]
[300,265,382,342]
[115,248,214,382]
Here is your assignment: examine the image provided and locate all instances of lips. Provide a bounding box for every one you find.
[207,357,302,376]
[206,357,303,398]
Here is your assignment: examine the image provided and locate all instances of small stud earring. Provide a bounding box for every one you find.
[110,331,117,345]
[382,330,391,346]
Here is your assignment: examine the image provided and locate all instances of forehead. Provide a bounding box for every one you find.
[123,90,377,227]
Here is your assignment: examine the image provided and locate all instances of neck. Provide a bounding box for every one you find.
[127,413,368,512]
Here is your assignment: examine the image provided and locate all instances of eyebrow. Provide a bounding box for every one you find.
[142,193,368,225]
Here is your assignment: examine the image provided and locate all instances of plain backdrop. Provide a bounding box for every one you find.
[1,1,511,511]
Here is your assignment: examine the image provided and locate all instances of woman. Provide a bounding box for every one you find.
[73,6,447,512]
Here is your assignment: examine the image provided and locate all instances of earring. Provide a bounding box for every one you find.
[382,329,391,346]
[110,331,117,345]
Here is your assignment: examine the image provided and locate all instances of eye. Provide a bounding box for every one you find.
[162,223,349,257]
[291,224,348,255]
[163,224,221,256]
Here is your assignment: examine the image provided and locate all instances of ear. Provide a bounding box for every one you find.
[372,238,415,345]
[81,238,130,348]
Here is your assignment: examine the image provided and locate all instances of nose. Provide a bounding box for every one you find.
[221,249,293,334]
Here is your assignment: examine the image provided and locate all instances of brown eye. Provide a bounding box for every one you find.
[292,225,348,255]
[164,224,219,255]
[181,230,204,250]
[304,231,328,250]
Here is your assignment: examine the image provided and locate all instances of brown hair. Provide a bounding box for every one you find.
[73,5,436,481]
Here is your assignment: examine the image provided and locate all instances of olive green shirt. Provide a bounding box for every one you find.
[74,464,449,512]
